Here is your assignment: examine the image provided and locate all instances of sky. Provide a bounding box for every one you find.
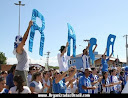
[0,0,128,66]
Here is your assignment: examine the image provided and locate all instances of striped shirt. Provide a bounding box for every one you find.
[82,55,90,70]
[79,76,92,93]
[101,78,111,93]
[89,74,99,93]
[110,75,119,92]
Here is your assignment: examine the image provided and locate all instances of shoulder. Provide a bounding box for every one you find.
[23,86,31,93]
[30,81,36,87]
[57,53,61,57]
[23,86,30,90]
[10,86,16,91]
[101,79,105,84]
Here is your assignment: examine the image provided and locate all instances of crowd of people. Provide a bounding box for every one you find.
[0,20,128,94]
[0,62,128,94]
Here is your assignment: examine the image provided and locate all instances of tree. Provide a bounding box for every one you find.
[0,52,7,64]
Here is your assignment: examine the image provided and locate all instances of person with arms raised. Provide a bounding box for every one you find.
[13,20,33,86]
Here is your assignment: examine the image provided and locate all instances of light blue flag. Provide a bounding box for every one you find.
[29,9,45,56]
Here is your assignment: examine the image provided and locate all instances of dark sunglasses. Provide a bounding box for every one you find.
[56,73,59,75]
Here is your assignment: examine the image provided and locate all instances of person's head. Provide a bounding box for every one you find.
[8,65,16,74]
[29,66,36,74]
[111,69,117,76]
[59,46,66,53]
[1,71,8,78]
[13,75,24,93]
[49,69,53,77]
[84,68,91,77]
[125,66,128,73]
[43,71,49,79]
[0,76,6,89]
[31,72,42,82]
[91,67,97,75]
[14,35,23,49]
[120,71,124,76]
[13,35,23,55]
[103,71,108,79]
[102,55,107,60]
[35,67,40,72]
[83,49,88,55]
[69,69,75,76]
[113,62,116,67]
[54,71,60,79]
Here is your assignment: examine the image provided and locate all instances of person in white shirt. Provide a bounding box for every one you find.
[110,69,122,93]
[82,43,97,71]
[9,75,31,94]
[30,72,43,93]
[66,70,78,93]
[57,42,71,72]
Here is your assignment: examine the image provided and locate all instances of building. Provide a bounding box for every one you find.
[68,52,126,69]
[0,64,13,71]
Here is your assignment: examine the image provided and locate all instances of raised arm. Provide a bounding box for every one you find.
[93,44,97,53]
[16,20,33,54]
[55,66,76,83]
[102,48,107,58]
[60,42,69,57]
[108,51,113,59]
[85,43,90,51]
[55,71,68,84]
[65,66,77,82]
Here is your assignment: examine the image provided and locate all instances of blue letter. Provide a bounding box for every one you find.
[67,23,76,57]
[89,38,97,64]
[106,34,116,56]
[29,9,45,56]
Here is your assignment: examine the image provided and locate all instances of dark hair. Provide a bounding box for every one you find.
[8,65,16,74]
[120,71,124,75]
[111,69,116,73]
[29,66,35,70]
[43,71,48,77]
[31,72,41,81]
[0,76,5,82]
[91,67,96,71]
[102,71,107,84]
[1,71,8,74]
[83,49,88,55]
[59,46,66,53]
[13,75,24,93]
[83,49,86,54]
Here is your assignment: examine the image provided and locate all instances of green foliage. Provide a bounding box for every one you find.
[48,65,59,69]
[0,52,7,64]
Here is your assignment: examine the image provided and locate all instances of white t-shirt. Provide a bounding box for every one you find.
[57,53,70,72]
[30,81,43,93]
[111,66,117,70]
[9,86,31,93]
[82,55,90,70]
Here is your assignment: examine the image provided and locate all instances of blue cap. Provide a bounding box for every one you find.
[125,66,128,71]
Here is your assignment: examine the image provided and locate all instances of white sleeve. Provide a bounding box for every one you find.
[66,55,71,60]
[9,87,15,93]
[24,86,31,93]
